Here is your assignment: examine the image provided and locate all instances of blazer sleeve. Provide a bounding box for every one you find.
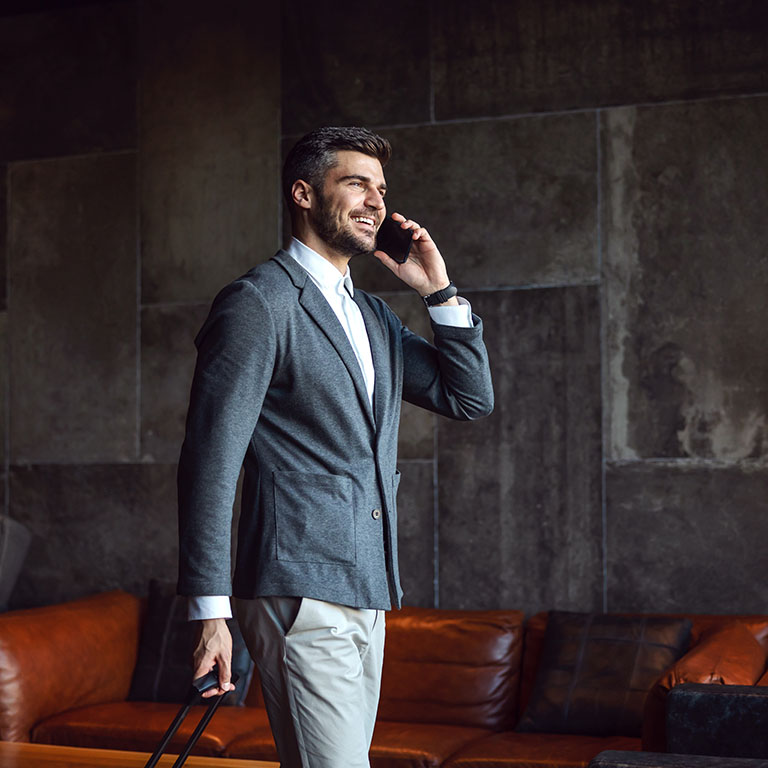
[177,279,277,596]
[400,313,494,420]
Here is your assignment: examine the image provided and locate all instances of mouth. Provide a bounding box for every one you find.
[351,215,377,232]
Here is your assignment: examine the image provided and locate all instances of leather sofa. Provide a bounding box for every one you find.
[0,590,766,768]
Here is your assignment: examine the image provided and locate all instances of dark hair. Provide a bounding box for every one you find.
[282,126,392,206]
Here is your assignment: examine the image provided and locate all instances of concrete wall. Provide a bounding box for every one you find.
[2,0,767,615]
[1,0,280,607]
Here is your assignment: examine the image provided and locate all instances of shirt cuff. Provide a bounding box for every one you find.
[427,296,473,327]
[188,595,233,621]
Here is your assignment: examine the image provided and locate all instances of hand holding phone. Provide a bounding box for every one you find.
[375,215,413,264]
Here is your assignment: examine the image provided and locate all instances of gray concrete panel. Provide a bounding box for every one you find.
[140,303,209,463]
[0,313,5,474]
[140,0,280,304]
[603,97,768,462]
[350,116,597,293]
[0,167,6,311]
[0,3,136,160]
[606,462,768,614]
[9,463,177,609]
[281,0,430,136]
[8,154,138,463]
[438,287,603,614]
[396,460,435,608]
[434,0,768,120]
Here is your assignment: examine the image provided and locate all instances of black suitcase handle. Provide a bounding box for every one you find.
[144,666,239,768]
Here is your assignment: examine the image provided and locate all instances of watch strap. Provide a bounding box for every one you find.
[422,281,458,307]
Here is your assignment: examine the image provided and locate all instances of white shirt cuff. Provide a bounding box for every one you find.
[188,595,233,621]
[427,296,473,327]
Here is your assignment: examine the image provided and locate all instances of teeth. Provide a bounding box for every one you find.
[352,216,375,226]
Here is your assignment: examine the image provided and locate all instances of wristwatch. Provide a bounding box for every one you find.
[421,281,458,307]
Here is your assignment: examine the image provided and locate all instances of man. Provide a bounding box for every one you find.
[177,126,493,767]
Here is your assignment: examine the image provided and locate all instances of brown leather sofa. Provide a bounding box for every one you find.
[0,590,766,768]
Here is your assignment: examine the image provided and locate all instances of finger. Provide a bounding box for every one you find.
[390,211,406,222]
[217,656,234,692]
[399,218,420,230]
[372,249,403,274]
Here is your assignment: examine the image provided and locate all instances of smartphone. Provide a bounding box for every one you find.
[375,216,413,264]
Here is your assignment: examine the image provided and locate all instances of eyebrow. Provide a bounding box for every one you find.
[338,174,387,192]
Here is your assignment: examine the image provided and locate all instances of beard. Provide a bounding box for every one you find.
[311,190,377,259]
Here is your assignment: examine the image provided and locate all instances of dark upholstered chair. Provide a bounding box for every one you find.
[589,749,768,768]
[666,683,768,759]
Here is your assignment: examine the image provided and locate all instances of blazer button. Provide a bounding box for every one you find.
[372,508,382,520]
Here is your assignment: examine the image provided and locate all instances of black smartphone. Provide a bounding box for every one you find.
[375,216,413,264]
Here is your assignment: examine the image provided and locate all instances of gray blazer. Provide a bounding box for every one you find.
[177,250,493,610]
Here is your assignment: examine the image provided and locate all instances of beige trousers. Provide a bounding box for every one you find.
[234,596,385,768]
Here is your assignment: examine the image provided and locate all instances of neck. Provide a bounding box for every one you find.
[292,225,349,276]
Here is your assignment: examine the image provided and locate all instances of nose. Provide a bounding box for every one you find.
[365,187,385,210]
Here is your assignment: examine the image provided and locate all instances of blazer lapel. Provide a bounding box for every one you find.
[272,250,375,427]
[354,291,390,431]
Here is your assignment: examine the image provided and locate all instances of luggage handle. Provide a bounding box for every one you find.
[144,665,240,768]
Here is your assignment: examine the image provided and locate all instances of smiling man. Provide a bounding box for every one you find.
[177,126,493,768]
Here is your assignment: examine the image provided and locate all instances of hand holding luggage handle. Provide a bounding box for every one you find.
[144,666,239,768]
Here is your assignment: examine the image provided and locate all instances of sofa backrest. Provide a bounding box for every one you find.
[375,606,524,731]
[520,611,768,718]
[0,590,142,741]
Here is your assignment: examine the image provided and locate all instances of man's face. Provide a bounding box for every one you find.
[310,151,387,259]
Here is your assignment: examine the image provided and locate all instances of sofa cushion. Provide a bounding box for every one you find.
[128,579,254,706]
[0,590,142,742]
[517,611,691,737]
[444,731,642,767]
[225,719,493,767]
[222,719,278,762]
[655,621,767,691]
[32,700,266,756]
[370,721,493,768]
[376,607,524,731]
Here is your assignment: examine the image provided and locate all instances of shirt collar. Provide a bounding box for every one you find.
[287,237,355,298]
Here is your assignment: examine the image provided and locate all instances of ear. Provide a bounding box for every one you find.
[291,179,313,210]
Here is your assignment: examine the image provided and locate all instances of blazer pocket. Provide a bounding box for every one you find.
[273,471,356,565]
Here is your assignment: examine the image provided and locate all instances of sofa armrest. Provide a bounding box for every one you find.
[667,683,768,759]
[0,590,142,741]
[641,621,767,751]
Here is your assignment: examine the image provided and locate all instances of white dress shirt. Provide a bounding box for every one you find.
[188,238,473,620]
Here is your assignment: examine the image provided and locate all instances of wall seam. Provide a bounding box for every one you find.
[3,164,10,517]
[7,148,137,168]
[373,279,601,299]
[428,0,436,124]
[279,89,768,139]
[432,412,439,608]
[596,108,608,613]
[135,0,142,462]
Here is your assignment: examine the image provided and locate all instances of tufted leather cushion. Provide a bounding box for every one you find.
[444,731,642,767]
[376,607,524,731]
[0,590,142,742]
[517,611,691,737]
[128,580,253,706]
[32,700,267,756]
